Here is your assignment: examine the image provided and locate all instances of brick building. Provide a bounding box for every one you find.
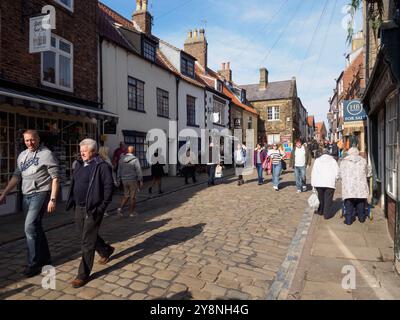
[240,69,305,157]
[0,0,117,215]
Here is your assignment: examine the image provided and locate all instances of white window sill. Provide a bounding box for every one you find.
[41,81,73,93]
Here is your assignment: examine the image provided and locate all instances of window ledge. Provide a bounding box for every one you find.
[128,109,146,114]
[187,124,199,128]
[157,114,170,119]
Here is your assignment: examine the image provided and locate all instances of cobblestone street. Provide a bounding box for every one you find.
[0,170,310,300]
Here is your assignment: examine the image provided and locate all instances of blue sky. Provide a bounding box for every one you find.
[101,0,363,124]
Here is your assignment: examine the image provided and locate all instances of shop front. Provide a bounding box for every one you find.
[0,87,118,216]
[362,51,399,268]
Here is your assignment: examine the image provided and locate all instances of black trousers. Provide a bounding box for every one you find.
[207,164,216,185]
[184,166,196,183]
[344,198,367,224]
[315,187,335,219]
[75,206,112,280]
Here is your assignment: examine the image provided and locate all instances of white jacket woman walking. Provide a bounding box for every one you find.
[339,147,372,225]
[311,149,339,219]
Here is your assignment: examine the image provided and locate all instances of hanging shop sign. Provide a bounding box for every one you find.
[344,100,367,122]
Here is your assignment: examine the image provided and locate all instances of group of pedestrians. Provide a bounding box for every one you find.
[311,144,371,225]
[0,132,148,287]
[0,129,371,290]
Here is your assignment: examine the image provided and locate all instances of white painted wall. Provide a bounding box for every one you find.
[102,40,177,176]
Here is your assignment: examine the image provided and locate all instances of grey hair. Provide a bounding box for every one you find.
[80,138,97,152]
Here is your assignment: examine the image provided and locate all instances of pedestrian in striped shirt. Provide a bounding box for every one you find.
[268,144,285,191]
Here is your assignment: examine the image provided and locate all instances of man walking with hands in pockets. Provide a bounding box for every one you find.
[66,138,115,288]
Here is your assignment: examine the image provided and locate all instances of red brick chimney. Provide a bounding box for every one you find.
[132,0,153,35]
[184,28,208,69]
[218,62,232,82]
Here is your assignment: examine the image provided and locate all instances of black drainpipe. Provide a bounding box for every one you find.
[176,77,180,170]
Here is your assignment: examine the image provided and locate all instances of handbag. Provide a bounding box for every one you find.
[308,191,320,210]
[215,165,223,178]
[262,155,269,170]
[281,159,287,171]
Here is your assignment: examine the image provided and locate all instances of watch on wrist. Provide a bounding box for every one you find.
[50,198,56,203]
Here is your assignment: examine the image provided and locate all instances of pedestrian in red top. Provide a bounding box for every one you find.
[112,142,127,170]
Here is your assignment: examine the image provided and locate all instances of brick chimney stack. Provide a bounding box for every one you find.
[184,28,208,69]
[132,0,153,35]
[218,62,232,82]
[259,68,269,90]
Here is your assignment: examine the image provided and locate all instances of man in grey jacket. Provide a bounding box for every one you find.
[117,146,143,217]
[0,130,59,277]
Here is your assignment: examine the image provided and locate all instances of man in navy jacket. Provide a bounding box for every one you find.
[66,138,115,288]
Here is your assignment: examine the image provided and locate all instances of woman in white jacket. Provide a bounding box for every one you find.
[311,148,339,219]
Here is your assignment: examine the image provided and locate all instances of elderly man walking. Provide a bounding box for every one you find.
[0,130,59,277]
[117,145,143,217]
[66,138,115,288]
[339,147,372,225]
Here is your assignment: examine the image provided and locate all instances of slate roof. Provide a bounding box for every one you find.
[240,80,295,101]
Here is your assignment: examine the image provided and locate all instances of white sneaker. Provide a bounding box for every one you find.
[129,211,138,217]
[273,186,278,191]
[117,208,124,217]
[297,190,302,193]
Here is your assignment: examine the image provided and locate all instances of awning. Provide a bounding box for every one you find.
[0,86,118,122]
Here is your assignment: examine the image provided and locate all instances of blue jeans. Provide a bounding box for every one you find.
[256,163,263,184]
[272,163,282,187]
[295,166,306,191]
[23,192,51,268]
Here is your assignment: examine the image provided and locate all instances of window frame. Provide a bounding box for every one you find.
[187,95,196,126]
[123,131,149,169]
[267,106,280,121]
[143,39,156,62]
[41,34,73,92]
[128,76,145,112]
[385,94,398,200]
[53,0,74,12]
[212,97,225,126]
[181,55,195,78]
[157,88,169,118]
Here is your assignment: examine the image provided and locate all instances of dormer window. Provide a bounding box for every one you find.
[143,39,156,62]
[240,89,246,103]
[181,55,194,78]
[215,80,223,93]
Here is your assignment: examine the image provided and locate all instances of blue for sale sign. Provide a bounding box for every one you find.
[344,100,367,122]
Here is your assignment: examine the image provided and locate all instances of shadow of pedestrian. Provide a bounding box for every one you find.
[153,290,193,300]
[0,284,33,300]
[52,218,173,266]
[89,224,206,282]
[278,181,296,190]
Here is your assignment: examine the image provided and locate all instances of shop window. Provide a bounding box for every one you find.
[212,97,225,126]
[123,131,149,169]
[386,95,398,199]
[267,134,281,145]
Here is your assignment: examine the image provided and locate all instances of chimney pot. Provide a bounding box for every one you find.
[142,0,148,11]
[188,30,193,38]
[222,63,226,70]
[227,62,230,70]
[193,29,198,38]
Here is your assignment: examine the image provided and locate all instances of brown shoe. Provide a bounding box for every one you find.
[71,278,88,288]
[98,246,115,265]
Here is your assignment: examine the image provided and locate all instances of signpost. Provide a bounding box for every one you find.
[343,100,367,122]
